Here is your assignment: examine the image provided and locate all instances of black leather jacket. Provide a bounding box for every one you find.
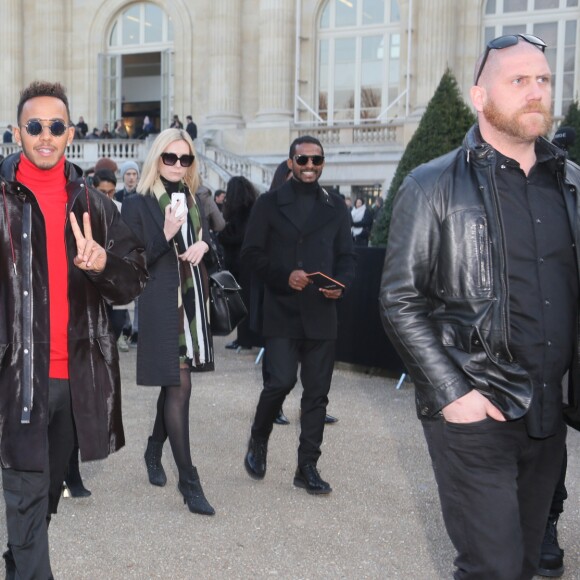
[380,125,580,429]
[0,153,148,470]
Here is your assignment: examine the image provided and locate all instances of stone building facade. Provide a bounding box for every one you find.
[1,0,578,195]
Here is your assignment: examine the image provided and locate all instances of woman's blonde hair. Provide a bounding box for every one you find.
[137,128,200,195]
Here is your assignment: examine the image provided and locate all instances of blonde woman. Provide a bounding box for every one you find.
[121,128,215,515]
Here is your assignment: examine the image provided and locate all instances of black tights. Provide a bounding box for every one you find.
[151,368,195,482]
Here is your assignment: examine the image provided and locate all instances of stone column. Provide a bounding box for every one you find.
[0,0,23,125]
[254,0,295,121]
[22,0,67,84]
[414,0,457,109]
[206,0,243,124]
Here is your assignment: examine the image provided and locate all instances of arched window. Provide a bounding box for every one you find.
[108,2,174,48]
[99,3,175,133]
[317,0,401,125]
[482,0,579,117]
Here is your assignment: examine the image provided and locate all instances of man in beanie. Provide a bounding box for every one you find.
[115,160,139,203]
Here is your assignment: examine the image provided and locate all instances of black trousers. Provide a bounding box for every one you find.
[2,379,74,580]
[251,337,335,466]
[549,444,567,515]
[422,416,566,580]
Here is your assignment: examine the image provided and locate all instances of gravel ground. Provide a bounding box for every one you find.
[1,335,578,579]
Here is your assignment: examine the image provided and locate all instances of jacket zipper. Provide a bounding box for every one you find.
[485,164,514,363]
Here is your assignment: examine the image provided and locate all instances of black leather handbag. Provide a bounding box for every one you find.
[208,270,247,336]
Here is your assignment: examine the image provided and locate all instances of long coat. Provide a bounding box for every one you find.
[122,188,211,386]
[0,154,148,470]
[241,180,356,340]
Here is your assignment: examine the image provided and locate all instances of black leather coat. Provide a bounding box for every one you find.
[380,125,580,430]
[0,153,148,470]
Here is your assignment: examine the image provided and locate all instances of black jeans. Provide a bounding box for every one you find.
[2,378,74,580]
[422,416,566,580]
[549,444,567,515]
[252,337,335,466]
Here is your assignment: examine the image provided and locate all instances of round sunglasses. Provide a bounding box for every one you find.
[22,118,69,137]
[160,152,195,167]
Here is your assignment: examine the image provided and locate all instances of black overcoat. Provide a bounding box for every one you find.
[122,189,211,386]
[241,180,356,340]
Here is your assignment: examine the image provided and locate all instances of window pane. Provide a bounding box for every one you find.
[503,24,526,36]
[534,22,557,46]
[144,4,163,43]
[319,40,329,119]
[568,0,578,6]
[485,0,497,14]
[534,0,559,7]
[334,38,356,119]
[564,46,576,70]
[535,22,558,89]
[504,0,527,11]
[389,33,400,84]
[335,0,357,27]
[565,19,577,44]
[168,17,174,42]
[109,22,118,47]
[483,26,496,45]
[361,36,383,119]
[320,4,330,29]
[563,73,574,99]
[362,0,384,25]
[390,0,400,22]
[122,5,140,45]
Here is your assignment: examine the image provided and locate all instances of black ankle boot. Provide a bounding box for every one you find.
[64,451,91,498]
[144,437,167,487]
[178,467,215,516]
[3,547,16,580]
[244,436,268,479]
[538,514,564,577]
[273,407,289,425]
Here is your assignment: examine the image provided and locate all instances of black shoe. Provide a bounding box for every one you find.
[129,332,138,348]
[538,514,564,577]
[225,340,239,350]
[3,548,15,580]
[144,437,167,487]
[293,464,332,495]
[64,453,91,498]
[178,467,215,516]
[274,408,290,425]
[244,437,268,479]
[325,414,338,424]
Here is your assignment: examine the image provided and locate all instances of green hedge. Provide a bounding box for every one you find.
[371,69,476,247]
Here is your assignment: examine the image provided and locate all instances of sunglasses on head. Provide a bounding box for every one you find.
[293,155,325,166]
[23,118,69,137]
[475,34,546,85]
[160,152,195,167]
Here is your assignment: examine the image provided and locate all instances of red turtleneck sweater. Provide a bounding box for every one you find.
[17,154,69,379]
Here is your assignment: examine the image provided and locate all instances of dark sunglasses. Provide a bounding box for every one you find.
[475,34,546,85]
[160,152,195,167]
[293,155,325,166]
[23,118,69,137]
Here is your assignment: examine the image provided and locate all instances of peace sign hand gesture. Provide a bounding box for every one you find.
[70,212,107,272]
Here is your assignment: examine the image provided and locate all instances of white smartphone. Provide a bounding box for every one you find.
[171,192,186,218]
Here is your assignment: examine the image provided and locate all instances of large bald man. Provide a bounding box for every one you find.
[380,35,580,579]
